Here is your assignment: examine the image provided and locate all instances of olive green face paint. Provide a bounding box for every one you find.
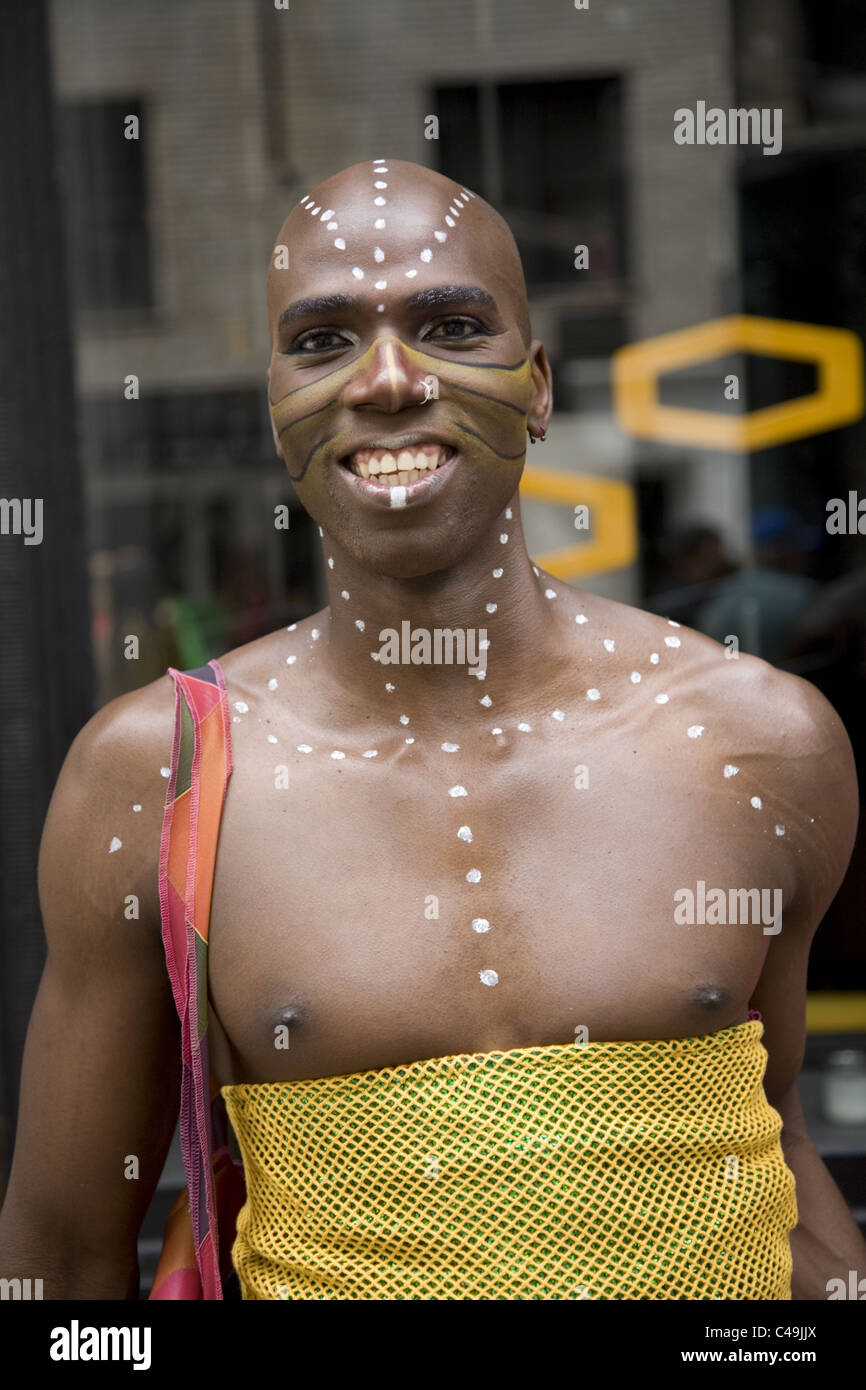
[270,338,533,485]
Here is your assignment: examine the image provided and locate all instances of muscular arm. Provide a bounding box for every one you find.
[0,677,179,1298]
[746,663,866,1300]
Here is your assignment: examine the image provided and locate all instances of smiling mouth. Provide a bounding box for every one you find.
[340,440,456,485]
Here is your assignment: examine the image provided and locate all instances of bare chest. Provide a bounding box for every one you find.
[206,715,787,1084]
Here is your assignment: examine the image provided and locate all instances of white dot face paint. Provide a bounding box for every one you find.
[472,918,491,933]
[687,725,704,738]
[109,836,122,854]
[586,689,600,701]
[448,785,468,797]
[750,796,762,809]
[390,485,407,508]
[466,868,481,883]
[479,969,499,987]
[723,764,739,778]
[457,826,472,843]
[441,742,460,753]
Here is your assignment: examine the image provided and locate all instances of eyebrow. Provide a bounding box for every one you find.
[276,285,499,333]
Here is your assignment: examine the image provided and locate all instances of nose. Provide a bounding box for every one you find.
[341,335,429,413]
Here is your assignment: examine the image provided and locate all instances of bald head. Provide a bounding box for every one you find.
[267,159,532,348]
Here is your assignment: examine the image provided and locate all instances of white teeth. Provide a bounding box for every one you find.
[348,443,449,479]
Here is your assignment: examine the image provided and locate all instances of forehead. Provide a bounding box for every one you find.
[268,160,508,322]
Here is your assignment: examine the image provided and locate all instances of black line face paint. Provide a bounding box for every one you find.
[271,340,532,484]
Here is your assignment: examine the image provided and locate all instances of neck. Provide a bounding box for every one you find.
[312,497,574,727]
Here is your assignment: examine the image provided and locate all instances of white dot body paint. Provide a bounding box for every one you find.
[268,678,278,690]
[287,655,296,665]
[362,750,378,758]
[334,238,346,249]
[449,785,468,797]
[420,248,432,262]
[399,714,410,725]
[405,738,414,744]
[552,709,565,721]
[132,804,142,812]
[630,672,641,683]
[390,486,407,508]
[668,619,681,627]
[341,590,349,600]
[466,869,481,883]
[575,614,588,625]
[724,764,739,778]
[479,969,499,987]
[375,280,387,289]
[234,701,249,714]
[775,824,786,836]
[232,717,241,724]
[327,557,334,569]
[297,744,312,753]
[441,742,460,753]
[267,735,278,744]
[385,682,395,692]
[491,727,503,735]
[650,653,659,663]
[435,230,447,242]
[687,725,704,738]
[486,603,498,614]
[655,693,669,704]
[311,629,320,640]
[603,639,615,652]
[288,623,297,631]
[480,695,492,707]
[355,619,365,631]
[352,267,364,279]
[517,722,532,732]
[751,796,762,809]
[375,218,386,229]
[109,837,122,854]
[545,589,557,600]
[500,533,509,544]
[665,636,681,648]
[587,689,600,701]
[160,767,171,778]
[472,918,491,933]
[374,247,385,262]
[505,507,512,519]
[457,826,472,843]
[493,568,503,578]
[331,750,346,760]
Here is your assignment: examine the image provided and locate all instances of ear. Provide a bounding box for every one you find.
[526,339,553,437]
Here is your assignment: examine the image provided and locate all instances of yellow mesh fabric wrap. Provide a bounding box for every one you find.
[220,1020,797,1300]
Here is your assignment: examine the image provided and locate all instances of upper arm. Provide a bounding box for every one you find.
[0,675,180,1298]
[745,665,859,1109]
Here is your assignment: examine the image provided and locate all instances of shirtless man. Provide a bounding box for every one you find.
[1,159,864,1300]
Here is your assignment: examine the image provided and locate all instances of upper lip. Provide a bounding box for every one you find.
[339,433,457,462]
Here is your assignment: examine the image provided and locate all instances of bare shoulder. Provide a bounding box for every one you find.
[38,672,179,936]
[587,589,859,912]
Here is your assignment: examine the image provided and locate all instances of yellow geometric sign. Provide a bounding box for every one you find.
[520,466,637,580]
[612,314,863,451]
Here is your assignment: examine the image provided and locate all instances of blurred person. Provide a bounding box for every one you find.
[646,521,738,627]
[696,507,822,664]
[2,161,864,1302]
